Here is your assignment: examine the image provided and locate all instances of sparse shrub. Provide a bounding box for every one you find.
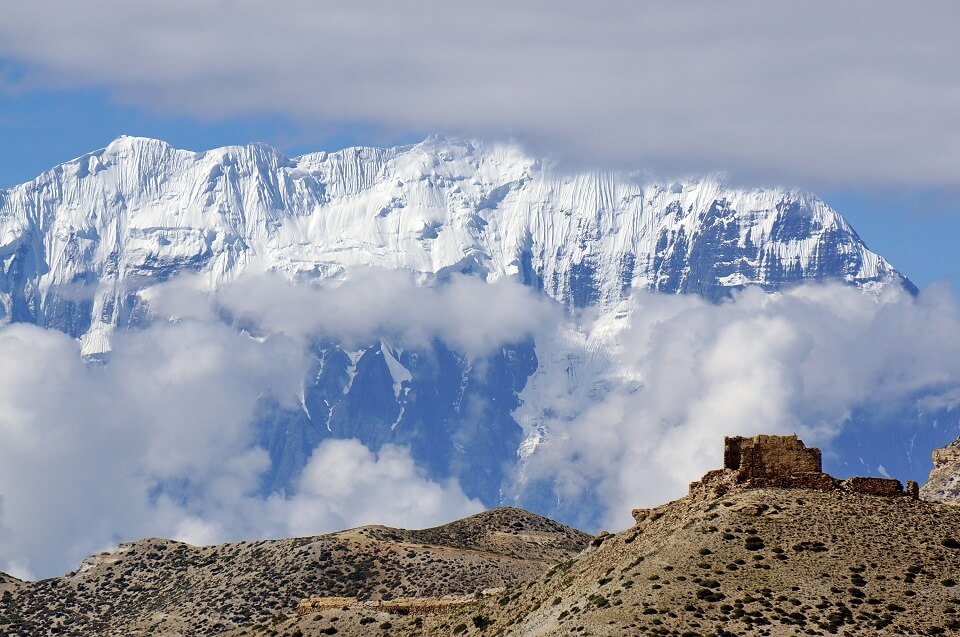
[472,614,492,629]
[696,588,725,602]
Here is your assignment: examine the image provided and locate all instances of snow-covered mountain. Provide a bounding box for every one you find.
[0,135,921,521]
[0,135,908,354]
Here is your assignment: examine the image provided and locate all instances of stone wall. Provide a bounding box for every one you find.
[842,477,905,498]
[297,595,478,617]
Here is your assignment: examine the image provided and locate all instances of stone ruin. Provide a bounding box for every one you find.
[297,595,478,617]
[689,434,919,500]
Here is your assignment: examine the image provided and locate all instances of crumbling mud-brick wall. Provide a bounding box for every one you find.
[724,434,823,482]
[842,477,905,497]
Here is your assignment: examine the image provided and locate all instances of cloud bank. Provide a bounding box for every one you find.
[1,1,958,186]
[0,270,552,578]
[515,283,960,530]
[2,270,960,579]
[200,268,559,357]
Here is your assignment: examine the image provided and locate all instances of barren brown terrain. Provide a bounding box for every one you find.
[268,488,960,637]
[0,508,588,637]
[259,435,960,637]
[5,435,960,636]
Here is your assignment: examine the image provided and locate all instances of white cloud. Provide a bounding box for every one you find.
[0,271,537,579]
[151,269,560,358]
[514,283,960,530]
[267,440,483,537]
[1,1,958,186]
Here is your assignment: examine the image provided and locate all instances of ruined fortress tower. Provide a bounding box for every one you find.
[690,434,919,499]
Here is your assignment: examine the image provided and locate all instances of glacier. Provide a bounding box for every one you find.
[0,134,933,526]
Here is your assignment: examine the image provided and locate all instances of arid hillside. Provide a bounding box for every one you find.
[264,435,960,637]
[0,573,19,591]
[267,487,960,637]
[0,508,588,637]
[5,434,960,637]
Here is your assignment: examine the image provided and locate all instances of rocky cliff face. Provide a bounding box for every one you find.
[920,436,960,503]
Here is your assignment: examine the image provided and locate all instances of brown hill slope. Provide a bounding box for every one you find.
[266,435,960,637]
[0,507,588,637]
[270,488,960,637]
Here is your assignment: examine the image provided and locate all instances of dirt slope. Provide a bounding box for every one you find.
[271,488,960,637]
[0,508,588,637]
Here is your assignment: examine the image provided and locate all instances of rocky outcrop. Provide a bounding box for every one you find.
[920,436,960,504]
[690,434,916,500]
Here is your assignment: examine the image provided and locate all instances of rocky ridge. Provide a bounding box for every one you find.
[0,508,588,637]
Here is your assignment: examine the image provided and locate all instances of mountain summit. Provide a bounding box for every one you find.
[0,136,909,355]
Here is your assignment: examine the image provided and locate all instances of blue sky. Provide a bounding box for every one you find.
[821,190,960,292]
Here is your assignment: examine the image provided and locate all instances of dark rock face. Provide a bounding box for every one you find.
[255,339,537,505]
